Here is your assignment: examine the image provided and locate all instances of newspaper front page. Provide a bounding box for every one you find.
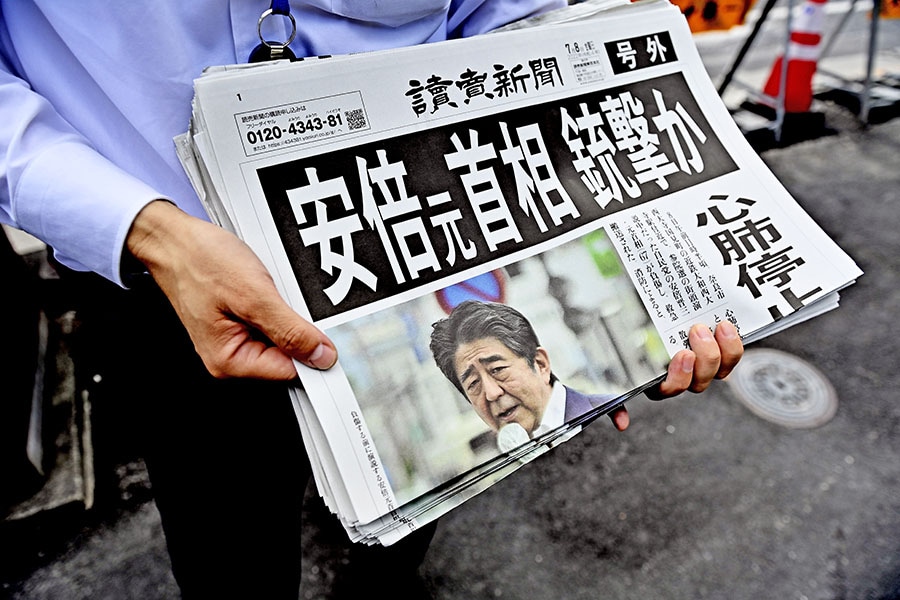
[179,0,861,544]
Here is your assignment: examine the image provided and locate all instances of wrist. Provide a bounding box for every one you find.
[124,200,188,274]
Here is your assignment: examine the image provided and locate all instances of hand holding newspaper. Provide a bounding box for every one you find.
[176,0,861,545]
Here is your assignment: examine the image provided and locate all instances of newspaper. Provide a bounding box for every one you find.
[177,0,861,545]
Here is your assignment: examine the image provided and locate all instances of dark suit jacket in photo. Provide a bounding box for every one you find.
[563,385,618,424]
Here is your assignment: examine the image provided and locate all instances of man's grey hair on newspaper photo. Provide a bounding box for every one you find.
[429,300,558,397]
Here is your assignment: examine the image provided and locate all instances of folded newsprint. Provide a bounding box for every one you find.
[177,0,862,545]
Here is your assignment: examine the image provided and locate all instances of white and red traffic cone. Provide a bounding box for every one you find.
[762,0,827,113]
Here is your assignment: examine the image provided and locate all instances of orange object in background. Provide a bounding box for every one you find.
[761,0,827,112]
[668,0,755,33]
[881,0,900,19]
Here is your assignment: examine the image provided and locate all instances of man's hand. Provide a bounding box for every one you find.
[126,200,337,379]
[608,321,743,431]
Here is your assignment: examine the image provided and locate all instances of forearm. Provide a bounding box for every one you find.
[1,67,162,284]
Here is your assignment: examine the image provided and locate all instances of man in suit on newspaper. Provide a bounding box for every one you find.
[430,300,619,440]
[430,299,741,439]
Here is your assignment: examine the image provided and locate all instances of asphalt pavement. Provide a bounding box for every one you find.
[3,69,900,600]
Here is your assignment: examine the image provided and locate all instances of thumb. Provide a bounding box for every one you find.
[608,405,630,431]
[253,301,339,371]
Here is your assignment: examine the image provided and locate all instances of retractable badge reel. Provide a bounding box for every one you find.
[248,0,297,62]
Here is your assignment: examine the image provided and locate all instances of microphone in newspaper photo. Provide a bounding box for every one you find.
[497,422,530,454]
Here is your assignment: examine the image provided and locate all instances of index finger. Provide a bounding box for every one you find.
[713,321,743,379]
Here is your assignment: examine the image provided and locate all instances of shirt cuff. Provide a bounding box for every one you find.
[13,141,170,287]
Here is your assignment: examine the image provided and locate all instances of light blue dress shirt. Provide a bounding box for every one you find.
[0,0,563,285]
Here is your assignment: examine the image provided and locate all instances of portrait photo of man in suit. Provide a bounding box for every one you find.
[429,300,616,440]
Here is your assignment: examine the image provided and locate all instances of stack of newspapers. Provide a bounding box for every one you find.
[176,0,861,545]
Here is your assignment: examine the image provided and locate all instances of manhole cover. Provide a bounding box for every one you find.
[726,348,838,429]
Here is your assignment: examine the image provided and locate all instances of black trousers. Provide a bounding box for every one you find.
[0,230,43,509]
[65,270,436,599]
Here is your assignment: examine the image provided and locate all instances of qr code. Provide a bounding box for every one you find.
[345,108,367,130]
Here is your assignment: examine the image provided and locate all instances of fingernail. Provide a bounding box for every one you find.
[696,325,714,341]
[681,352,695,373]
[308,343,337,370]
[720,321,738,338]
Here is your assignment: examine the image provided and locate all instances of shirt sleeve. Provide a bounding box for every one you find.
[0,41,165,287]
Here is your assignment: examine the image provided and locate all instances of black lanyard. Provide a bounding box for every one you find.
[248,0,298,62]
